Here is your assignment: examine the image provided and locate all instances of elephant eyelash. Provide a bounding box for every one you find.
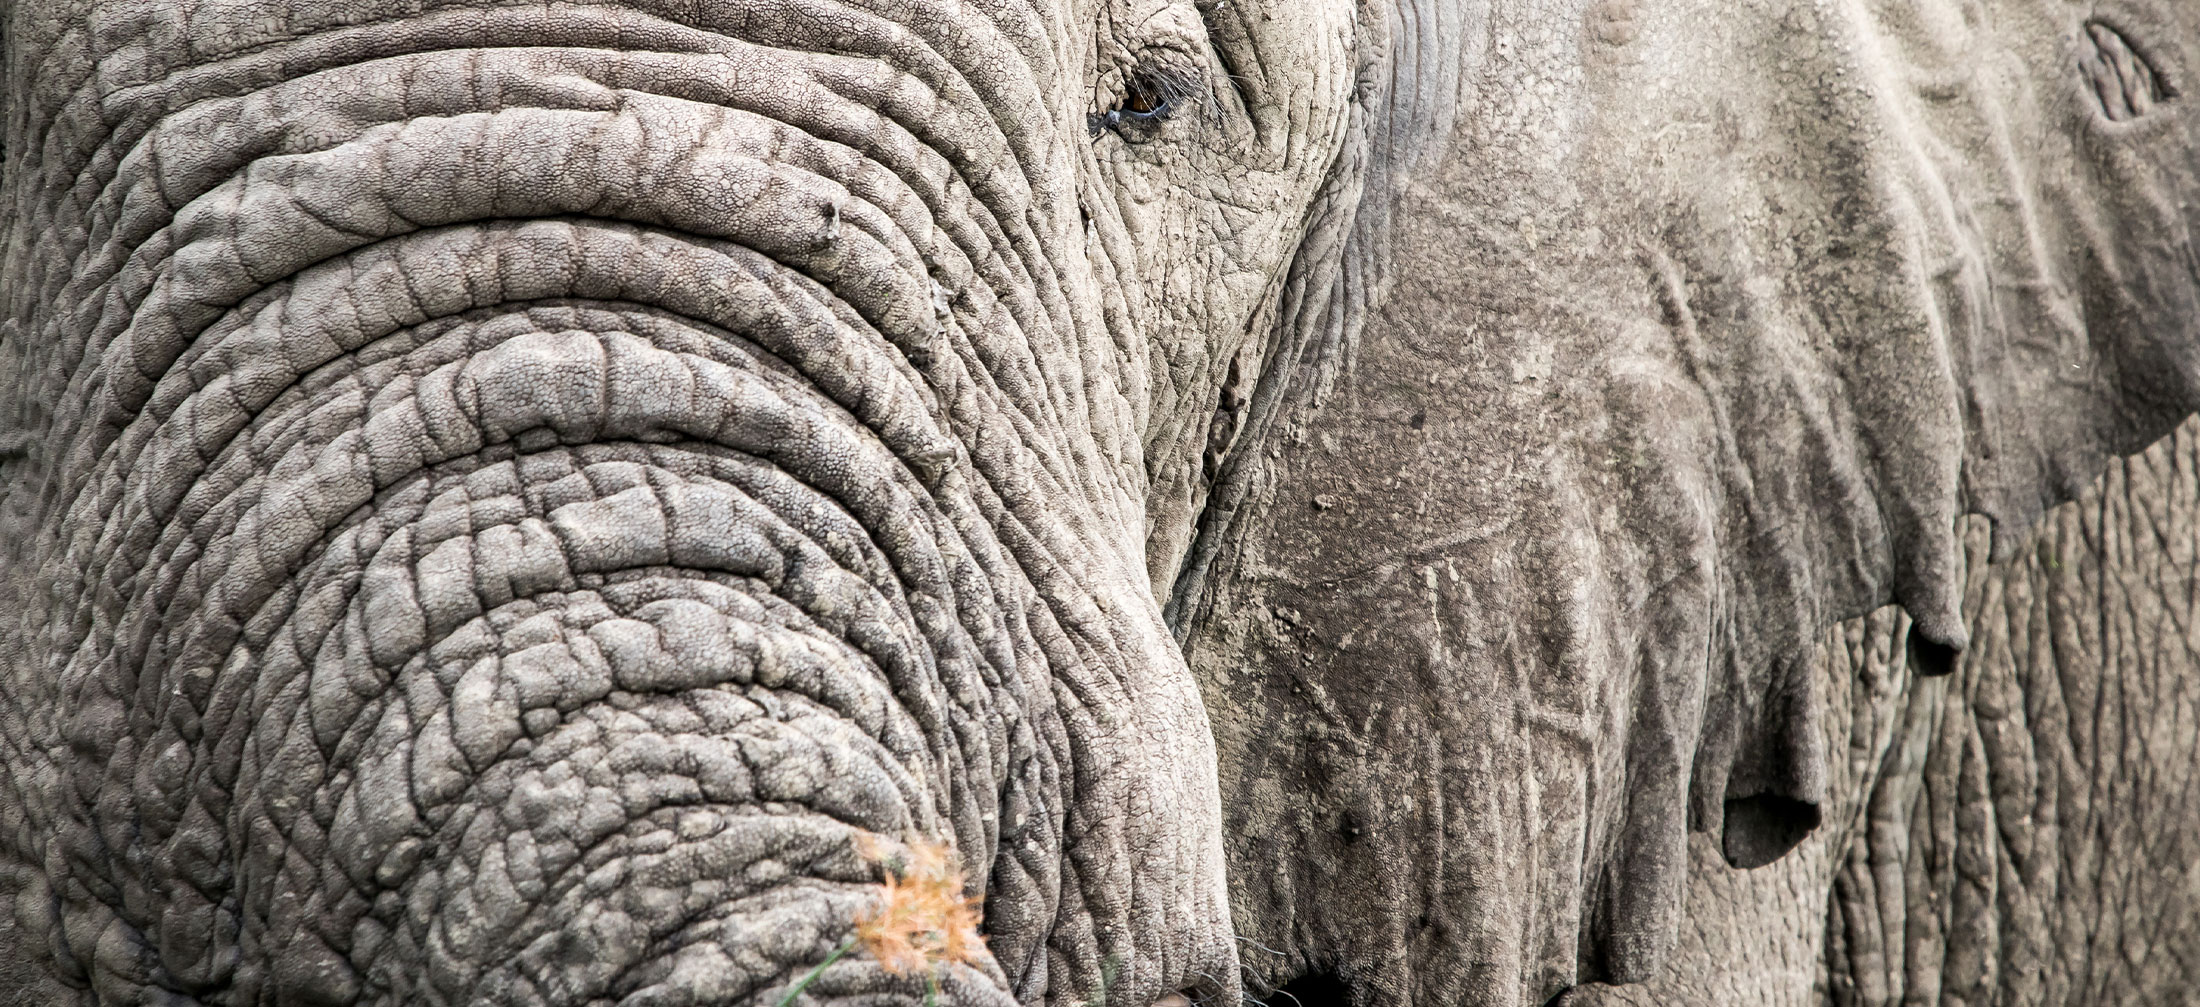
[1088,58,1211,139]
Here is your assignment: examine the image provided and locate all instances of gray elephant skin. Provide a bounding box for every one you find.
[1,2,2197,1007]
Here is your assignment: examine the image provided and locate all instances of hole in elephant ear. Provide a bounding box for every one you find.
[1704,650,1830,871]
[1719,793,1822,869]
[1905,623,1963,678]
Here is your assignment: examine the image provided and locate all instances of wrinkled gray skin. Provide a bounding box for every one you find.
[3,3,2199,1007]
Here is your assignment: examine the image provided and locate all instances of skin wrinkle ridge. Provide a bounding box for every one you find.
[40,42,1020,417]
[77,225,928,538]
[148,429,964,721]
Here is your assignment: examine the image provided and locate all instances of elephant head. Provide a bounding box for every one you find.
[1170,1,2200,1005]
[0,2,1379,1005]
[6,1,2199,1006]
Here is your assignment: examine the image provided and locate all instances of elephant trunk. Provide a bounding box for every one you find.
[59,88,1037,1007]
[3,8,1234,1005]
[265,436,1024,1006]
[188,308,1036,1006]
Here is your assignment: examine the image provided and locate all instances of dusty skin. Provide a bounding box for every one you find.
[0,2,2197,1007]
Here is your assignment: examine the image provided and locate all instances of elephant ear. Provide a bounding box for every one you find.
[1175,0,2200,1001]
[1952,12,2200,556]
[1646,0,2200,872]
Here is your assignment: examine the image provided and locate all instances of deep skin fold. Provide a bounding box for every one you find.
[0,2,1363,1005]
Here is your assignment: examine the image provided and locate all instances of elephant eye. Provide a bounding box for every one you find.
[1089,62,1203,138]
[1122,77,1171,119]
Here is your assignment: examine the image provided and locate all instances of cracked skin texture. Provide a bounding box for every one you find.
[4,2,2200,1007]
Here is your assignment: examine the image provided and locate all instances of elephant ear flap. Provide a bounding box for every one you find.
[1959,195,2200,570]
[1730,9,2200,692]
[1931,14,2200,567]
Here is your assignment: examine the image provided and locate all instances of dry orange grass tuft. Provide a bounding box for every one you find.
[853,834,987,976]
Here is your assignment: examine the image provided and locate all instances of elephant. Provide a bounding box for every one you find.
[3,3,2199,1007]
